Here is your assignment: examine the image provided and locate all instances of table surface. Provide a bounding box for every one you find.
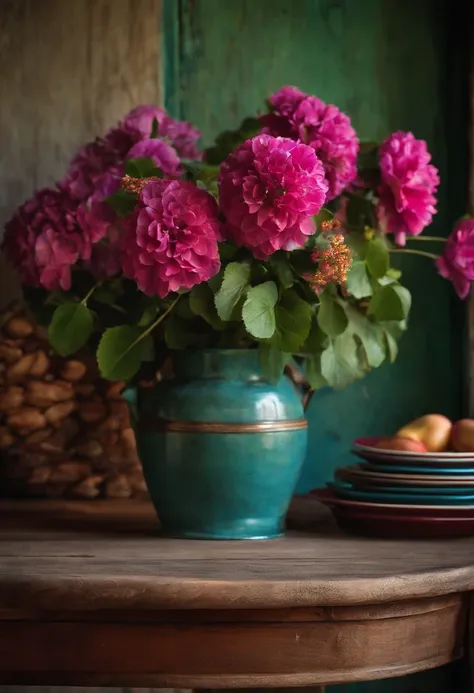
[2,496,474,610]
[0,497,473,688]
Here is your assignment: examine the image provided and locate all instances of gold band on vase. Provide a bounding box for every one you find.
[139,418,308,434]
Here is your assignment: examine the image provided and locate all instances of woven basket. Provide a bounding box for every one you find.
[0,302,147,499]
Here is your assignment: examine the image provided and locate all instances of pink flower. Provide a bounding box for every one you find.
[436,218,474,299]
[126,139,182,177]
[292,98,359,200]
[261,86,359,200]
[261,86,307,138]
[87,240,122,279]
[377,131,439,246]
[2,188,87,291]
[269,86,306,118]
[161,118,202,160]
[62,128,135,201]
[121,105,202,160]
[122,180,222,298]
[121,105,167,138]
[76,197,116,244]
[218,134,328,259]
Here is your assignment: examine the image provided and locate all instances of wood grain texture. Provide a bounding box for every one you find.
[0,499,469,687]
[0,0,162,306]
[0,596,465,687]
[0,497,474,612]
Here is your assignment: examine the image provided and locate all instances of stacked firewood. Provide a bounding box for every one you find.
[0,303,147,499]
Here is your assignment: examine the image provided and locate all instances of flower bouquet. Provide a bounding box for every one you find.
[1,85,470,537]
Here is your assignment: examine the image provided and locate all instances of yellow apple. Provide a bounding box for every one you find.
[451,419,474,452]
[396,414,452,453]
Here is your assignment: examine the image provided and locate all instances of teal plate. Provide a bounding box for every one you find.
[328,481,474,505]
[349,483,474,495]
[364,463,474,475]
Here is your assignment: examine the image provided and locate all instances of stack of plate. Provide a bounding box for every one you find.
[312,437,474,538]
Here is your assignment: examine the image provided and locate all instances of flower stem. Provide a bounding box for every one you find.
[389,248,439,260]
[81,283,101,305]
[405,236,446,243]
[140,295,180,341]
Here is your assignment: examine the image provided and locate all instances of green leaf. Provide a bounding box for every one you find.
[137,297,162,327]
[368,284,410,322]
[345,261,373,299]
[343,304,386,368]
[93,287,119,305]
[175,295,195,320]
[305,353,328,390]
[190,283,225,329]
[105,190,137,217]
[259,344,289,384]
[269,251,294,289]
[218,242,239,262]
[242,281,278,339]
[97,326,153,381]
[271,289,313,352]
[386,267,402,280]
[312,234,332,251]
[125,157,163,178]
[208,269,224,294]
[377,275,398,286]
[366,236,389,279]
[214,262,251,321]
[344,233,369,261]
[384,328,399,363]
[45,290,68,306]
[291,249,317,276]
[314,207,334,229]
[204,117,261,165]
[318,290,349,337]
[300,319,329,354]
[164,314,198,349]
[141,336,155,362]
[392,284,412,317]
[48,302,94,356]
[181,160,220,187]
[150,117,159,138]
[321,332,366,389]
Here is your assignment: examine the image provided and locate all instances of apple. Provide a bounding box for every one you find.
[373,436,427,453]
[451,419,474,452]
[396,414,452,453]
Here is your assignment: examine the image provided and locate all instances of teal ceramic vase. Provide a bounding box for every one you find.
[136,349,308,539]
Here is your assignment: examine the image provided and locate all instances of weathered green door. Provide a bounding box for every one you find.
[164,0,467,492]
[163,3,468,689]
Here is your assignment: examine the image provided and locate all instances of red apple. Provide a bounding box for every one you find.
[373,436,428,453]
[396,414,452,453]
[451,419,474,452]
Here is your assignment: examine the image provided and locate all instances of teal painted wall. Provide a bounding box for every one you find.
[164,0,468,495]
[163,3,468,688]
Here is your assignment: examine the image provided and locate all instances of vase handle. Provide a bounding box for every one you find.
[284,362,314,412]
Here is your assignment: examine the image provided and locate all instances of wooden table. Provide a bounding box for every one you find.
[0,498,473,691]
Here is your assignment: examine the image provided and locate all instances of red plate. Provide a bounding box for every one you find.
[311,489,474,537]
[332,506,474,538]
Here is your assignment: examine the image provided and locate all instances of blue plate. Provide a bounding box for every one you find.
[350,483,474,495]
[364,463,474,475]
[328,481,474,505]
